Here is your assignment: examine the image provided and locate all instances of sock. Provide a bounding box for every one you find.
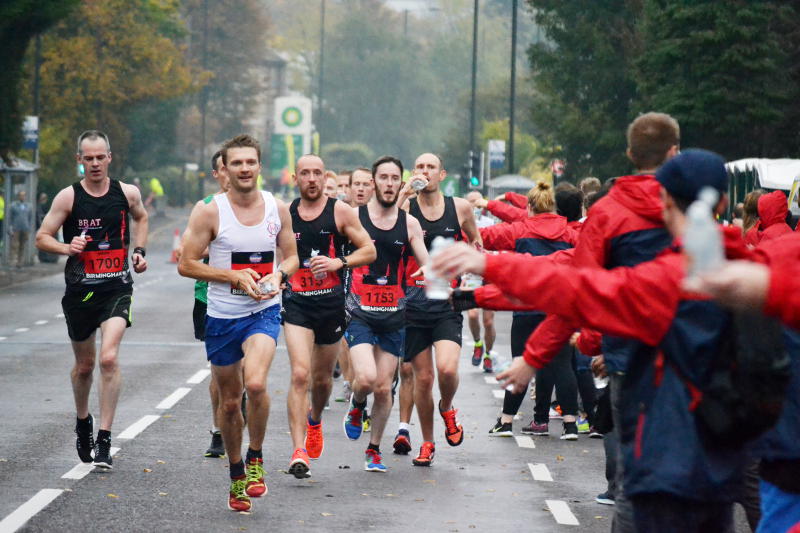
[307,413,320,426]
[246,448,262,462]
[230,460,245,478]
[474,339,483,347]
[211,426,220,433]
[353,396,367,409]
[97,429,111,442]
[367,442,380,453]
[398,422,410,433]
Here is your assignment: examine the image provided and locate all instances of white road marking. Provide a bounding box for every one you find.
[514,435,536,449]
[187,368,211,384]
[117,415,160,440]
[0,488,64,532]
[34,320,48,326]
[528,463,553,482]
[61,447,121,480]
[492,389,504,399]
[55,313,65,319]
[156,387,192,409]
[484,376,498,385]
[14,328,29,333]
[545,500,579,526]
[0,337,6,341]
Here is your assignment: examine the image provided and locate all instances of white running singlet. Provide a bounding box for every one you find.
[207,191,281,319]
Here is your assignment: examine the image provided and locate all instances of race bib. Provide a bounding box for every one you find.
[231,251,274,295]
[290,268,339,293]
[83,244,126,276]
[361,282,403,309]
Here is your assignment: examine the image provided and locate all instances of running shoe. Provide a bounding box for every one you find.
[439,404,464,446]
[288,448,311,479]
[228,477,251,512]
[343,400,364,441]
[488,418,513,437]
[412,441,435,466]
[205,430,225,458]
[482,355,493,373]
[335,381,352,402]
[305,418,324,459]
[93,435,113,469]
[595,491,615,505]
[75,414,94,463]
[521,420,549,436]
[364,449,387,473]
[549,403,563,419]
[577,416,590,434]
[471,341,483,366]
[560,421,578,441]
[362,408,371,433]
[245,458,267,497]
[589,426,604,439]
[393,429,412,455]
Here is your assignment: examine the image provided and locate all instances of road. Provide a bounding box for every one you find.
[0,211,620,532]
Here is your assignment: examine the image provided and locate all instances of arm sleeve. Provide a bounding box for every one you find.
[505,192,528,209]
[486,200,527,223]
[480,223,519,251]
[475,284,538,311]
[483,252,680,347]
[576,328,603,356]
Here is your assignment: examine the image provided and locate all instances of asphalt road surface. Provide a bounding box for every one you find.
[0,209,735,532]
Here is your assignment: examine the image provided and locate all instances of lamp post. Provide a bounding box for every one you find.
[317,0,326,153]
[508,0,517,174]
[468,0,479,168]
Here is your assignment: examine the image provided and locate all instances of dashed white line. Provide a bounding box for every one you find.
[117,415,160,440]
[61,447,121,480]
[545,500,579,526]
[14,328,29,333]
[492,389,505,399]
[528,463,553,482]
[0,488,64,532]
[514,435,536,449]
[156,387,192,410]
[34,320,48,326]
[187,368,211,384]
[0,337,6,341]
[55,313,64,319]
[484,376,498,385]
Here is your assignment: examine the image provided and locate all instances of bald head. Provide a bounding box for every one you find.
[413,152,446,192]
[296,154,325,172]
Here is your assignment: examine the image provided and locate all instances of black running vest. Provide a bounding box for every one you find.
[347,206,409,331]
[63,179,132,293]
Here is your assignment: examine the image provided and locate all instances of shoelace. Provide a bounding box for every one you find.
[418,443,434,459]
[230,478,248,499]
[348,408,362,426]
[96,438,110,457]
[366,449,382,464]
[246,461,264,483]
[442,409,460,434]
[77,429,94,449]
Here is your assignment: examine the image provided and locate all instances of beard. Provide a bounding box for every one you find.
[376,188,398,207]
[300,184,322,201]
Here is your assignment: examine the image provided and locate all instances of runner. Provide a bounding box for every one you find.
[283,154,376,479]
[35,130,148,469]
[396,152,480,466]
[350,167,375,207]
[178,134,299,512]
[342,156,428,472]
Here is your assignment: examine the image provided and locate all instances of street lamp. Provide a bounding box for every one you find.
[508,0,517,174]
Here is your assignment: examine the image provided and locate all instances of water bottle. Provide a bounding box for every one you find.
[309,249,328,280]
[425,236,454,299]
[684,187,723,279]
[410,177,427,191]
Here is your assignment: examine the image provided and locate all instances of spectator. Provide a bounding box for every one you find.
[9,190,33,268]
[731,202,744,230]
[745,190,792,247]
[742,189,764,241]
[579,177,601,196]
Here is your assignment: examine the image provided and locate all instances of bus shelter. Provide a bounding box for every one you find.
[1,158,38,267]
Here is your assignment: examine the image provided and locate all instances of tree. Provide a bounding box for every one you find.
[635,0,797,160]
[0,0,79,162]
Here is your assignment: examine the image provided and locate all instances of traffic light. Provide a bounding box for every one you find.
[468,151,482,189]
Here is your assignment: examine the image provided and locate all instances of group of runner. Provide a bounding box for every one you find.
[35,121,800,531]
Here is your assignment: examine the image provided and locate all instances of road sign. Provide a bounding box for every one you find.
[551,159,565,178]
[22,116,39,150]
[488,139,505,169]
[274,97,312,136]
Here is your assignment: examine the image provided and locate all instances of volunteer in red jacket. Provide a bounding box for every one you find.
[744,190,793,247]
[479,182,579,438]
[434,149,751,533]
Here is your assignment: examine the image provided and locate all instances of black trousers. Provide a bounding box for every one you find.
[533,341,579,422]
[501,314,544,416]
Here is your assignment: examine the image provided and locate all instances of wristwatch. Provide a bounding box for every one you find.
[133,247,146,257]
[339,256,349,270]
[279,270,289,284]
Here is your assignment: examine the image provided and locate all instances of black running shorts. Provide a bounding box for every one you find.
[282,301,348,345]
[403,310,463,362]
[61,288,133,342]
[193,299,207,341]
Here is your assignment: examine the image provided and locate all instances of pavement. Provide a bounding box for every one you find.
[0,205,750,532]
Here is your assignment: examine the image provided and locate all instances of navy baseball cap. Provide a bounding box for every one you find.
[655,148,728,202]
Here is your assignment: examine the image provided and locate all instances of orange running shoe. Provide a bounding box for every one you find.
[228,476,251,512]
[411,441,435,466]
[440,404,464,446]
[289,448,311,479]
[305,417,324,460]
[245,458,267,497]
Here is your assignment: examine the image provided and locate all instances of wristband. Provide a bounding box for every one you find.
[133,247,146,257]
[339,256,349,270]
[451,289,478,312]
[279,270,289,284]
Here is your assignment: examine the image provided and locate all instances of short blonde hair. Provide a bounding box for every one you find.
[527,181,555,214]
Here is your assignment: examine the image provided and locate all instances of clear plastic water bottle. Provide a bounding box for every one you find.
[309,249,328,280]
[426,236,454,299]
[684,187,723,279]
[410,177,427,191]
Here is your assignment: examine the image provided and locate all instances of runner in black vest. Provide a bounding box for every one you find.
[393,152,481,466]
[35,130,148,469]
[283,154,376,479]
[341,156,428,473]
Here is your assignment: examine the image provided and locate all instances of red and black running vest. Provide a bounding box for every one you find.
[347,206,409,331]
[405,196,463,315]
[63,179,132,293]
[284,197,348,312]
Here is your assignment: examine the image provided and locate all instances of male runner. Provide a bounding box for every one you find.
[396,152,480,466]
[342,156,428,472]
[179,134,298,512]
[336,171,352,204]
[350,167,375,207]
[36,130,148,469]
[283,154,376,478]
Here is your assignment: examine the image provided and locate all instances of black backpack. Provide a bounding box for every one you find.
[692,310,792,449]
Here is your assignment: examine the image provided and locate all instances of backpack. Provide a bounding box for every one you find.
[691,310,792,449]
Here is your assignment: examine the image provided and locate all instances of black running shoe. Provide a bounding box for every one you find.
[205,430,225,458]
[94,436,113,469]
[488,418,513,437]
[75,414,94,463]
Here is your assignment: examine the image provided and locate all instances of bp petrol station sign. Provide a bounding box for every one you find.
[271,97,312,177]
